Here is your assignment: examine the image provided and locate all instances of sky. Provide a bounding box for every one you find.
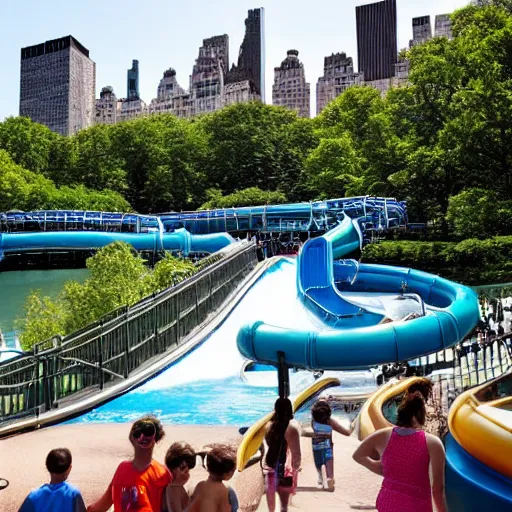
[0,0,470,121]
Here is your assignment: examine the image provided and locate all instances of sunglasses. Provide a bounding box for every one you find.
[132,422,156,439]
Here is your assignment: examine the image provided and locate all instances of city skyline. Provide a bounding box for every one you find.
[1,0,469,122]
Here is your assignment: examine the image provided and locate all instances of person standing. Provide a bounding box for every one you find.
[262,398,301,512]
[352,390,447,512]
[87,415,172,512]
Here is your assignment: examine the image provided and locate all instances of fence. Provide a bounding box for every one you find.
[0,242,258,426]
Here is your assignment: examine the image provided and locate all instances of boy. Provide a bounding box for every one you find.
[19,448,86,512]
[188,444,238,512]
[87,415,172,512]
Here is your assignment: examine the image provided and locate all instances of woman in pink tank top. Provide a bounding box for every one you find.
[353,386,447,512]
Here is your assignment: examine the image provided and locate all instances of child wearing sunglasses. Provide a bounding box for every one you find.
[187,444,238,512]
[87,415,172,512]
[164,441,196,512]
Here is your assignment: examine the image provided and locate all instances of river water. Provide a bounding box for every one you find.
[0,269,89,333]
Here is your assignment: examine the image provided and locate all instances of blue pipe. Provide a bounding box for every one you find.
[0,228,234,262]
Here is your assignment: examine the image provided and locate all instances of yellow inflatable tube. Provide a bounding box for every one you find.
[357,377,425,441]
[448,379,512,479]
[236,377,340,471]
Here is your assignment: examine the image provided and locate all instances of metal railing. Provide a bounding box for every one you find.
[0,242,258,426]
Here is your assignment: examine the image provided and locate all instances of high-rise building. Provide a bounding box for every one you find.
[356,0,397,82]
[272,50,310,118]
[95,86,119,125]
[316,53,362,115]
[435,14,453,39]
[191,35,229,114]
[226,8,265,101]
[411,16,432,46]
[148,68,191,118]
[127,60,140,100]
[19,35,96,136]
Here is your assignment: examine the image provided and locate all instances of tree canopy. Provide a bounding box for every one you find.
[0,1,511,238]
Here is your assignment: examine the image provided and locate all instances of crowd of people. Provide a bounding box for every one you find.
[16,380,447,512]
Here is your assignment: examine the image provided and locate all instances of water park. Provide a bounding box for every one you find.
[0,196,510,511]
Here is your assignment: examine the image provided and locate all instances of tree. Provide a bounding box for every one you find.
[200,187,287,209]
[304,136,362,199]
[0,117,57,175]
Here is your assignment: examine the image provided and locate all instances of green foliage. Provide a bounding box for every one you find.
[0,150,131,212]
[200,187,287,209]
[362,236,512,285]
[18,243,199,350]
[2,0,512,228]
[446,188,512,238]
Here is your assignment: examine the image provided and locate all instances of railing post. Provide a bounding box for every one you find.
[98,336,104,391]
[124,314,130,378]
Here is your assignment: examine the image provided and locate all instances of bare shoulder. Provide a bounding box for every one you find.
[425,433,445,452]
[288,419,301,432]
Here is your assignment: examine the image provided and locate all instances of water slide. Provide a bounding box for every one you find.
[237,214,480,370]
[446,371,512,510]
[0,228,234,262]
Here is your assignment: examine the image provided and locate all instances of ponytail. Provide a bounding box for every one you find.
[396,391,426,427]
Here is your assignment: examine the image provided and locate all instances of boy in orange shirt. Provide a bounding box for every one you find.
[87,415,172,512]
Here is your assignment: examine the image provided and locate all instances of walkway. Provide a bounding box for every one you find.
[0,423,381,512]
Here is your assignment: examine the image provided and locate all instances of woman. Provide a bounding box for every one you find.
[352,390,447,512]
[263,398,301,512]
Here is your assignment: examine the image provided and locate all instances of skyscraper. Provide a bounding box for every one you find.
[356,0,397,82]
[191,35,229,114]
[19,35,96,136]
[435,14,453,39]
[316,53,362,115]
[226,8,265,101]
[272,50,310,118]
[127,60,140,100]
[411,16,432,46]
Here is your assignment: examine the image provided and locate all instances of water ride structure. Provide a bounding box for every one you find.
[234,206,490,510]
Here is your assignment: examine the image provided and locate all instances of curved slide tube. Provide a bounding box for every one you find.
[355,377,424,441]
[445,372,512,510]
[238,212,479,370]
[0,229,235,262]
[236,377,340,471]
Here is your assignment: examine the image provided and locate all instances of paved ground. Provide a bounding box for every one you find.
[0,423,381,512]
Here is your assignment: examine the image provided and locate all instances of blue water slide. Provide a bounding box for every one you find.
[0,229,234,262]
[237,215,479,370]
[445,434,512,511]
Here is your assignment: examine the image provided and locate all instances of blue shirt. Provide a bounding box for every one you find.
[19,481,86,512]
[312,421,332,451]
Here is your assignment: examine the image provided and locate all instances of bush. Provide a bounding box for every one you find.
[18,242,198,350]
[362,236,512,285]
[200,187,287,209]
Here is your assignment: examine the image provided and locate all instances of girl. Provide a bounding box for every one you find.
[310,399,353,491]
[352,390,447,512]
[263,398,301,512]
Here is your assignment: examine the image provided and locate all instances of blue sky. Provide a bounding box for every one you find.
[0,0,469,120]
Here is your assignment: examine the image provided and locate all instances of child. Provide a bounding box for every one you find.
[164,441,196,512]
[19,448,86,512]
[188,444,239,512]
[311,399,353,491]
[87,415,172,512]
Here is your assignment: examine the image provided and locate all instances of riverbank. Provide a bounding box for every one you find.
[0,423,381,512]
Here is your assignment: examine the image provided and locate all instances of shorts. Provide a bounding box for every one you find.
[313,447,333,470]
